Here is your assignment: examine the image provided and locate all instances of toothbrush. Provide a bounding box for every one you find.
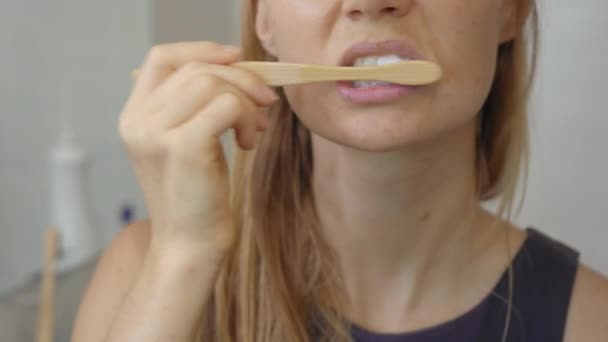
[231,61,441,86]
[132,60,442,86]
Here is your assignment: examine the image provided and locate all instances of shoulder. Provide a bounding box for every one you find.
[72,220,151,340]
[564,265,608,342]
[509,229,608,341]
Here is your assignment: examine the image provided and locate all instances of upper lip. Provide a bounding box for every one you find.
[339,39,427,66]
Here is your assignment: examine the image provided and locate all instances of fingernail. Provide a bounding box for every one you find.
[223,45,241,53]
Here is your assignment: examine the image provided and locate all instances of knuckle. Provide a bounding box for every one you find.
[190,73,223,92]
[217,92,243,110]
[198,41,222,50]
[180,61,204,73]
[117,117,135,141]
[147,45,170,64]
[133,127,156,145]
[119,121,154,146]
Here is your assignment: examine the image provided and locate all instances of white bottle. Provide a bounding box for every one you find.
[48,127,99,273]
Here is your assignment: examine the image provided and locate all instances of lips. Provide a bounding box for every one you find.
[339,39,427,67]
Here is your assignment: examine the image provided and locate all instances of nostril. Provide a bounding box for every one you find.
[346,4,407,20]
[349,9,364,20]
[382,7,400,15]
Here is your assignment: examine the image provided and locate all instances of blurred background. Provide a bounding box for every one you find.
[0,0,606,341]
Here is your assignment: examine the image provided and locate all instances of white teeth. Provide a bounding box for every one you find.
[377,54,409,66]
[352,81,392,88]
[354,57,376,67]
[351,55,411,87]
[353,54,411,67]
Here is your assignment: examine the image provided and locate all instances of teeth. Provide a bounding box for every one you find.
[352,81,392,88]
[354,57,376,67]
[353,54,411,67]
[351,55,411,87]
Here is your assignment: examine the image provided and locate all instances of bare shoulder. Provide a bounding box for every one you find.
[72,220,152,341]
[564,265,608,342]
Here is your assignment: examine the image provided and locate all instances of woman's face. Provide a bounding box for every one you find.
[256,0,520,151]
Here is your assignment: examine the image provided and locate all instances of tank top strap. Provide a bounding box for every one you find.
[480,228,580,342]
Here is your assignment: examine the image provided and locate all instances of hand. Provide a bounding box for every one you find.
[119,41,279,257]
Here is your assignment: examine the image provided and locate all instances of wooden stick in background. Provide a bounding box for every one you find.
[36,228,59,342]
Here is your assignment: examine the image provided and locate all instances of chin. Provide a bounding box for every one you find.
[300,107,432,152]
[334,138,417,153]
[306,107,477,154]
[311,120,436,153]
[291,86,477,153]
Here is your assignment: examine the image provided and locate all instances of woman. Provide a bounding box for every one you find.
[72,0,608,341]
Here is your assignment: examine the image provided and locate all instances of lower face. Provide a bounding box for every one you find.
[261,0,509,152]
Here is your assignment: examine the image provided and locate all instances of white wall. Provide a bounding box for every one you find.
[0,0,238,295]
[0,0,152,294]
[516,0,608,274]
[0,0,242,293]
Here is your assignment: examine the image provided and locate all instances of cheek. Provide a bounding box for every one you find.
[269,2,340,127]
[268,1,335,63]
[284,84,334,122]
[430,4,503,119]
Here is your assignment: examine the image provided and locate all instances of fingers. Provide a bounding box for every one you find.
[157,79,270,143]
[132,41,242,98]
[146,75,238,130]
[153,62,278,108]
[121,41,278,154]
[141,62,278,121]
[145,76,273,134]
[170,92,263,151]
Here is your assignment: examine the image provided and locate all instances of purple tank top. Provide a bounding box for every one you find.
[348,228,579,342]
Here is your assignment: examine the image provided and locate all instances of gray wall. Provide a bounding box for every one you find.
[155,1,237,44]
[516,0,608,273]
[0,0,238,295]
[0,0,152,295]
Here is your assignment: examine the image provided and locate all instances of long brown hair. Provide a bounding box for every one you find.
[202,1,539,341]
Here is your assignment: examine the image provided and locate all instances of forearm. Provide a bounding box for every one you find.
[103,248,222,342]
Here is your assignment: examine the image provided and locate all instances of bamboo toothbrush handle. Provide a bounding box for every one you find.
[132,61,442,86]
[232,61,442,86]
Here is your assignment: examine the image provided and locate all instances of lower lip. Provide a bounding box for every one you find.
[337,81,416,104]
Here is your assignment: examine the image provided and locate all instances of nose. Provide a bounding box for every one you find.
[342,0,412,20]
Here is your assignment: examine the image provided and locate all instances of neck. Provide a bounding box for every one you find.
[311,122,502,329]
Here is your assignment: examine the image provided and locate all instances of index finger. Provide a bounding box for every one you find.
[133,41,242,97]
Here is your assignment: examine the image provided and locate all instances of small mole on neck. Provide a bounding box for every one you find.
[418,211,431,222]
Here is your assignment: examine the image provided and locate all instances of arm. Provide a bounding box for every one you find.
[71,40,276,342]
[71,220,220,342]
[564,265,608,342]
